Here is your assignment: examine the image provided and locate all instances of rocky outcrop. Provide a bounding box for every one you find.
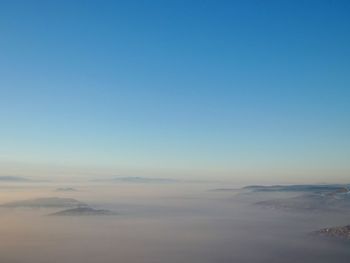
[313,225,350,239]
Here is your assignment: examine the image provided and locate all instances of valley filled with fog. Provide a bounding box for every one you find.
[0,181,349,263]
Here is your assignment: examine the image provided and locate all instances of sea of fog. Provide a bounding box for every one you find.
[0,182,349,263]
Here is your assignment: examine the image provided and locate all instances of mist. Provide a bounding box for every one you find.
[0,181,349,263]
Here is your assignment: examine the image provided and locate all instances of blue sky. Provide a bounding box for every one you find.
[1,0,350,183]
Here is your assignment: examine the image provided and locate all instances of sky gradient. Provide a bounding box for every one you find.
[1,0,350,183]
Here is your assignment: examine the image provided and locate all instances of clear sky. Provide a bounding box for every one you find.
[1,0,349,183]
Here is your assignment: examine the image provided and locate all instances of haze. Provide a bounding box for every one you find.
[0,181,350,263]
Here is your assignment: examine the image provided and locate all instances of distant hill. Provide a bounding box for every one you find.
[0,176,31,182]
[243,184,350,193]
[55,187,77,192]
[0,197,87,208]
[210,188,239,192]
[95,176,179,183]
[253,185,350,212]
[49,206,115,216]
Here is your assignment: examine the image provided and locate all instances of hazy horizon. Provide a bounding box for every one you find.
[1,181,350,263]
